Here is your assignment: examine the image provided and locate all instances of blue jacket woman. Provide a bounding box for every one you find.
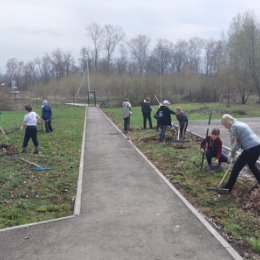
[41,100,53,133]
[140,98,153,129]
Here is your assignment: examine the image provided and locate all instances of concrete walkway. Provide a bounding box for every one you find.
[0,107,243,260]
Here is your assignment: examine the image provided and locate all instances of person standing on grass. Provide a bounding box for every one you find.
[140,97,153,129]
[220,114,260,192]
[22,104,40,154]
[175,107,188,140]
[41,100,53,133]
[200,128,228,171]
[155,100,175,142]
[122,98,132,133]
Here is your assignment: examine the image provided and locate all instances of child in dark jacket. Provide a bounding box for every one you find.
[200,128,228,170]
[140,98,153,129]
[41,100,53,133]
[155,100,175,142]
[175,107,188,140]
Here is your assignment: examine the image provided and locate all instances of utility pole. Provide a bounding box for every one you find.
[159,71,163,101]
[86,57,90,93]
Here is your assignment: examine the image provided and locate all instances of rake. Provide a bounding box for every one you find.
[18,157,52,171]
[0,126,10,143]
[200,113,212,170]
[206,166,231,194]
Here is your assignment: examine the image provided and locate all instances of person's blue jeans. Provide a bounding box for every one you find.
[206,150,228,165]
[159,125,167,141]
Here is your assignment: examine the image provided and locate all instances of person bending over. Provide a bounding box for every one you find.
[220,114,260,192]
[175,107,188,140]
[155,100,175,142]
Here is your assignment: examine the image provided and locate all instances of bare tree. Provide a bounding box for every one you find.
[115,44,128,74]
[86,23,104,73]
[103,24,125,73]
[41,54,53,82]
[228,11,260,103]
[64,52,75,76]
[186,37,203,73]
[34,58,43,80]
[203,39,225,77]
[51,48,66,79]
[168,40,188,73]
[151,39,172,75]
[6,58,19,82]
[79,47,91,72]
[128,34,150,75]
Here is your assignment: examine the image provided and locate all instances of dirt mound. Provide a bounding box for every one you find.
[232,185,260,215]
[0,143,19,155]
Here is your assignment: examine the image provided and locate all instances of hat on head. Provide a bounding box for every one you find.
[162,100,170,106]
[43,100,48,105]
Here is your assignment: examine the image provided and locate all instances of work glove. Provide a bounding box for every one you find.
[214,158,219,164]
[200,148,205,154]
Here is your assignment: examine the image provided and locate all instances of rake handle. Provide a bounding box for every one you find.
[200,113,212,170]
[18,157,42,168]
[218,166,232,187]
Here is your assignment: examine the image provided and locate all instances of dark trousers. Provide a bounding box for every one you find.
[224,144,260,190]
[206,150,228,165]
[22,126,38,148]
[143,112,152,129]
[44,120,53,133]
[179,122,188,139]
[123,116,130,132]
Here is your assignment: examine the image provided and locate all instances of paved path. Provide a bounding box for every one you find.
[0,107,243,260]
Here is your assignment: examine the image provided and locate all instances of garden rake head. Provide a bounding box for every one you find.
[206,166,232,194]
[18,157,52,171]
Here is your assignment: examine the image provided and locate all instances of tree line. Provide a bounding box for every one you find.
[1,10,260,105]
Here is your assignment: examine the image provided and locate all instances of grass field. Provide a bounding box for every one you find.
[0,105,85,228]
[104,103,260,259]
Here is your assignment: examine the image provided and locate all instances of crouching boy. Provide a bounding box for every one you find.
[200,128,228,170]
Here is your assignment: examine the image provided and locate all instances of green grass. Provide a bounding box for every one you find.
[103,103,260,258]
[0,105,85,228]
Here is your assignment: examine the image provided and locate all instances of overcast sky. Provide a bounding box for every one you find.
[1,0,260,73]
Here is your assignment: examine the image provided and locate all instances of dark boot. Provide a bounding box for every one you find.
[21,147,26,153]
[33,147,39,154]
